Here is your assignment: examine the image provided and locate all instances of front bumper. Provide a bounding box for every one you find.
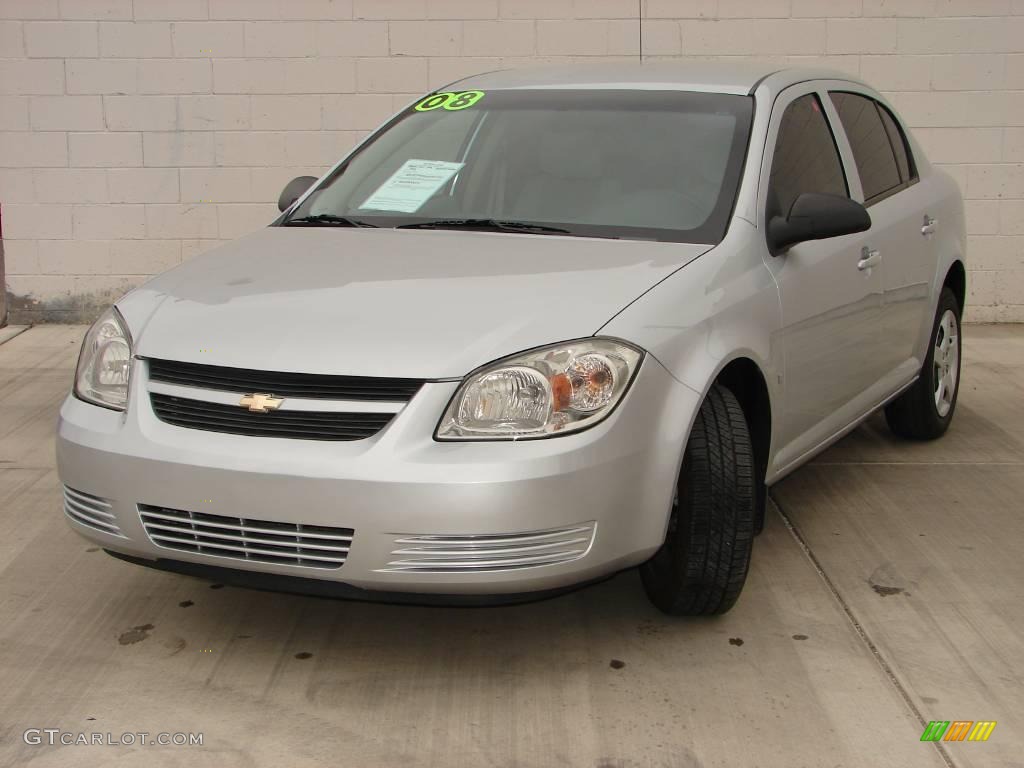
[56,357,699,596]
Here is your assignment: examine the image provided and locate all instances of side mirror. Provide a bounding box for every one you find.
[277,176,318,212]
[767,192,871,255]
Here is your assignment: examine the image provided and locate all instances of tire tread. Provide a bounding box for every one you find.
[641,384,755,616]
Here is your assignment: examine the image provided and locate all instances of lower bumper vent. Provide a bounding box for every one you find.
[139,504,353,570]
[64,486,122,537]
[379,522,596,573]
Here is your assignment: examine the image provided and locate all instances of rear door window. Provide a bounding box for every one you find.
[830,91,913,205]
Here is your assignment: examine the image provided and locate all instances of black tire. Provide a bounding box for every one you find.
[884,287,962,440]
[640,384,755,616]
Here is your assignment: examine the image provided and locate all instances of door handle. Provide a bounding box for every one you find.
[921,214,938,236]
[858,246,881,271]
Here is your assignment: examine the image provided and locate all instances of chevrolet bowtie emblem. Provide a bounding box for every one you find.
[239,393,284,413]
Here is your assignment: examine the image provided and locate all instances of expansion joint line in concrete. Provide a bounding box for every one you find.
[769,495,957,768]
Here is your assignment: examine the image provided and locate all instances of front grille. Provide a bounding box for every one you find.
[379,522,596,573]
[147,358,424,402]
[150,393,393,441]
[64,486,122,537]
[139,504,353,569]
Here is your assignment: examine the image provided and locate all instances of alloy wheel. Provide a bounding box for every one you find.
[933,309,959,418]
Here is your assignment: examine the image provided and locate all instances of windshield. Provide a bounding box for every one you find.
[283,89,754,244]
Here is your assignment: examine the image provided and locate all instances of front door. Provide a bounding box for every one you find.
[760,85,887,472]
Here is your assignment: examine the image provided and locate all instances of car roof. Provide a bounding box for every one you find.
[447,62,862,96]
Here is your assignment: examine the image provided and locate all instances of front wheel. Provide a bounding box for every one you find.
[640,384,755,616]
[884,286,962,440]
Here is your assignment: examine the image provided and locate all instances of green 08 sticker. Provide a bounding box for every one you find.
[414,90,486,112]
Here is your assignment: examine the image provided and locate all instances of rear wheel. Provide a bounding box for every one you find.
[884,287,962,440]
[640,384,755,616]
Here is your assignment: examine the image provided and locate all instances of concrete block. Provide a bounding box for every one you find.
[2,203,72,239]
[34,168,109,203]
[30,95,104,130]
[171,20,245,57]
[99,21,173,57]
[24,20,98,57]
[143,131,216,166]
[69,132,141,167]
[73,203,145,238]
[66,59,138,94]
[103,95,177,131]
[0,131,68,167]
[145,203,219,238]
[107,167,180,203]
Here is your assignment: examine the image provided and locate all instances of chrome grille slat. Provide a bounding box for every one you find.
[63,486,123,537]
[392,536,592,558]
[379,522,596,573]
[138,508,352,541]
[64,495,116,520]
[138,504,353,570]
[385,551,588,571]
[393,526,594,548]
[63,486,116,514]
[141,521,351,552]
[67,511,121,535]
[66,505,117,530]
[145,533,348,564]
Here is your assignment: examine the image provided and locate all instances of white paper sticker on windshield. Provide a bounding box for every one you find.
[359,159,464,213]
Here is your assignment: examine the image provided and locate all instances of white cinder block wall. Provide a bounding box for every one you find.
[1,0,1023,322]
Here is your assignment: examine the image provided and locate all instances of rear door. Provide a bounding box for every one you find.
[0,206,6,326]
[760,83,888,471]
[827,88,933,390]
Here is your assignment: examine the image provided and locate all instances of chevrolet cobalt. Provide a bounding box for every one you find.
[58,64,966,614]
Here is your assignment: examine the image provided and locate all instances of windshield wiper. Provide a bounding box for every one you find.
[396,218,570,235]
[283,214,377,228]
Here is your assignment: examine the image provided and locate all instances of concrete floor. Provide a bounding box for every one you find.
[0,325,1021,768]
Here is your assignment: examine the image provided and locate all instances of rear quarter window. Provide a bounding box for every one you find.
[877,103,917,184]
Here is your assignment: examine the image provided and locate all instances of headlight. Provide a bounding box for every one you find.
[436,339,643,441]
[74,306,132,411]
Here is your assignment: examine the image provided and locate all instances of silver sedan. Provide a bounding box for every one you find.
[58,63,966,614]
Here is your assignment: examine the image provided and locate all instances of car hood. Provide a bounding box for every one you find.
[125,227,711,379]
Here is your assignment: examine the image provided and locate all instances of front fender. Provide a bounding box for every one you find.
[598,221,784,477]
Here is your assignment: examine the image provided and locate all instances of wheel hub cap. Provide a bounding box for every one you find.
[933,309,959,418]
